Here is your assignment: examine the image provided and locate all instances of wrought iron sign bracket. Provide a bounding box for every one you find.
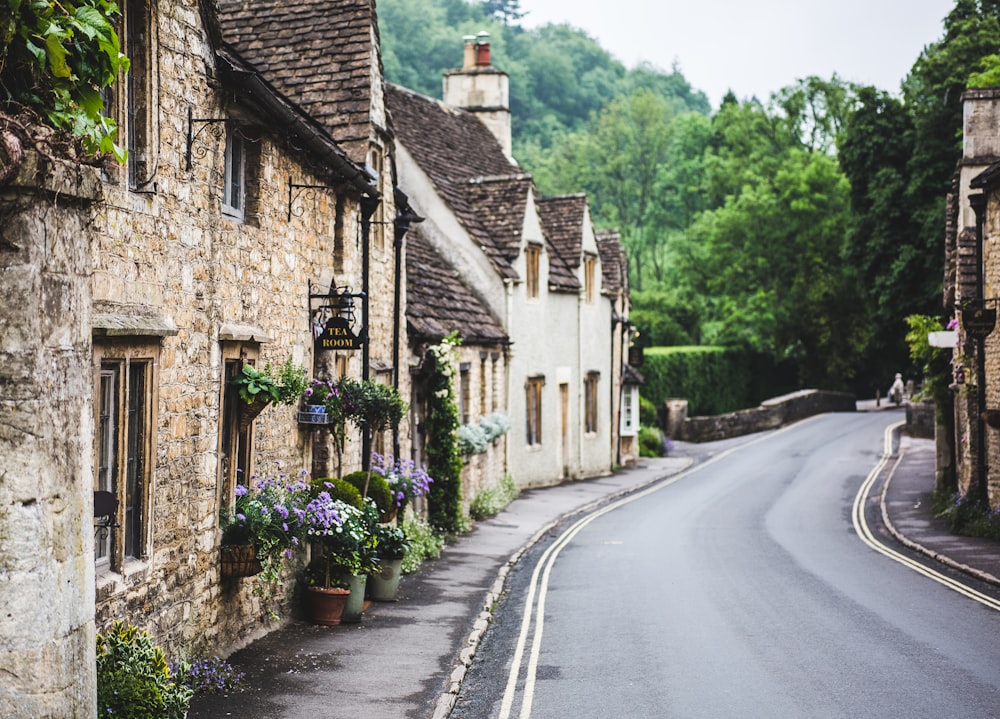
[288,176,338,222]
[185,107,229,170]
[308,280,367,351]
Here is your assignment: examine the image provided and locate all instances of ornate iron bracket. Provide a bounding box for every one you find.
[288,176,339,222]
[185,107,229,171]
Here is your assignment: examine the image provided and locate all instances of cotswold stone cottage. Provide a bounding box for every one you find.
[0,0,408,714]
[390,36,631,490]
[946,88,1000,510]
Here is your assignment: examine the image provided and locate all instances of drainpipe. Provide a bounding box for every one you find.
[504,278,514,476]
[392,189,422,459]
[360,194,379,470]
[577,288,584,477]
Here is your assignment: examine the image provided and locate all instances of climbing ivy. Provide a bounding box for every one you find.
[424,334,464,533]
[1,0,128,162]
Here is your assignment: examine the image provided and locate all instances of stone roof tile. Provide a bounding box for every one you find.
[215,0,378,164]
[405,227,508,345]
[596,228,628,296]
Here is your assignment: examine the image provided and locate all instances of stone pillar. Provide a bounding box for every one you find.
[0,157,100,718]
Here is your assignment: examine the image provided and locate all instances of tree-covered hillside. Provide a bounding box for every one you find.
[378,0,1000,399]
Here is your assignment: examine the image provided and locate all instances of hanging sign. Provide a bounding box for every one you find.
[315,317,363,352]
[964,304,996,340]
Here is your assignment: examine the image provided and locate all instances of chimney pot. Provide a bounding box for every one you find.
[475,31,491,67]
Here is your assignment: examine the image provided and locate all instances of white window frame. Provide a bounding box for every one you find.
[222,130,245,219]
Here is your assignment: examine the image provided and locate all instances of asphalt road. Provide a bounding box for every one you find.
[451,412,1000,718]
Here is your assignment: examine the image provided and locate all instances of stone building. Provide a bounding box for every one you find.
[389,35,630,489]
[0,0,408,714]
[946,87,1000,511]
[405,226,510,505]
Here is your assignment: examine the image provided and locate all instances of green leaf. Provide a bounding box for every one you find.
[44,30,71,78]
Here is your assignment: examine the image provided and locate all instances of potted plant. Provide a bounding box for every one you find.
[368,523,409,602]
[302,492,377,625]
[370,453,434,522]
[232,357,308,428]
[219,467,310,593]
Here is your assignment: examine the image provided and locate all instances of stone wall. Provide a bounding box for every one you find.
[0,158,101,716]
[678,390,857,443]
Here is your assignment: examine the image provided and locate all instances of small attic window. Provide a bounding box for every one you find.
[584,255,597,303]
[525,245,541,299]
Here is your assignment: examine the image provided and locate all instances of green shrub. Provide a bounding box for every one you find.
[640,346,753,416]
[342,469,393,519]
[97,621,193,719]
[401,514,445,574]
[469,475,520,520]
[639,395,659,428]
[638,426,666,457]
[933,489,1000,540]
[310,477,363,509]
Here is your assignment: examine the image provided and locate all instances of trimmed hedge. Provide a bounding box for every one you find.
[640,346,754,417]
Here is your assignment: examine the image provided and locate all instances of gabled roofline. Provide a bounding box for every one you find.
[213,46,378,197]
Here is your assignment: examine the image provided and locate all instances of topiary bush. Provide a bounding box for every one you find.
[342,469,394,520]
[96,621,193,719]
[310,477,363,509]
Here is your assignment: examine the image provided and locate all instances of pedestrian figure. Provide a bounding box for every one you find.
[889,373,905,405]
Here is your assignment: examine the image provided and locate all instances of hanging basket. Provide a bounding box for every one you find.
[220,544,263,578]
[238,396,272,431]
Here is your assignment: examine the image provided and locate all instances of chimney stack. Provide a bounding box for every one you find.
[443,32,512,159]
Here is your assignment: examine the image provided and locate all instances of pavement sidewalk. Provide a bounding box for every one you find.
[189,420,1000,719]
[188,455,695,719]
[881,432,1000,587]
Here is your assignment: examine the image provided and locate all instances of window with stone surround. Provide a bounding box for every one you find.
[222,129,245,219]
[459,362,472,424]
[584,371,600,434]
[93,342,156,571]
[526,375,544,445]
[219,345,259,509]
[221,128,261,224]
[479,353,488,415]
[102,0,157,190]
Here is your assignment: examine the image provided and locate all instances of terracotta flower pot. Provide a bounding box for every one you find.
[306,586,351,626]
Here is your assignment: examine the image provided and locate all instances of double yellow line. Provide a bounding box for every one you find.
[851,421,1000,612]
[499,419,1000,719]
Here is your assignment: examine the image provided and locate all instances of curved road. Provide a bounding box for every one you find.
[452,412,1000,718]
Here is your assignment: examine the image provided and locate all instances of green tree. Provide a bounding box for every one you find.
[839,87,922,390]
[1,0,128,161]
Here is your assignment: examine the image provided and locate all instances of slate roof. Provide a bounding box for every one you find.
[215,0,379,164]
[387,83,528,280]
[536,194,587,293]
[405,226,508,345]
[537,194,587,270]
[596,228,628,297]
[387,83,580,291]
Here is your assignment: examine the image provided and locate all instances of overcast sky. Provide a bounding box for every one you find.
[518,0,957,109]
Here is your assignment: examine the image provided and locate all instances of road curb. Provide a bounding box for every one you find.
[430,458,695,719]
[878,437,1000,589]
